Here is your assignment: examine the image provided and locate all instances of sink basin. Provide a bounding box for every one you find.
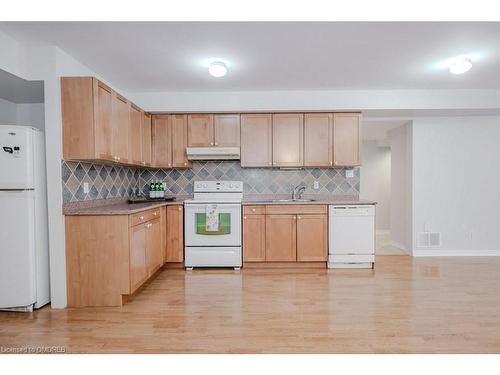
[271,198,316,203]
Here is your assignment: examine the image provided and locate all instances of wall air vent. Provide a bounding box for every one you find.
[417,232,442,248]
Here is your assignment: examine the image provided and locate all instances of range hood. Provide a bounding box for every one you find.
[186,147,240,160]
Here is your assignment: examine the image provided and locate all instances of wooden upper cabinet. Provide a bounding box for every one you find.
[152,115,172,168]
[243,212,266,262]
[272,113,304,167]
[187,114,214,147]
[128,104,143,165]
[141,113,152,167]
[240,114,273,167]
[333,113,362,167]
[111,93,130,163]
[265,214,297,261]
[62,77,111,161]
[171,114,191,168]
[166,205,184,263]
[62,76,152,166]
[214,114,240,147]
[93,81,114,161]
[296,214,327,262]
[304,113,332,167]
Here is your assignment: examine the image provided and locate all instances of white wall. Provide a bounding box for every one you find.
[360,141,391,230]
[0,98,44,129]
[0,31,113,308]
[388,123,413,252]
[16,103,45,130]
[412,116,500,256]
[0,97,17,124]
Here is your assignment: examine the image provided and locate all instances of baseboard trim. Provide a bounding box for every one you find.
[413,249,500,257]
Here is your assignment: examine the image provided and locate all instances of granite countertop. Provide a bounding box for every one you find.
[64,194,376,215]
[63,196,188,216]
[242,194,376,206]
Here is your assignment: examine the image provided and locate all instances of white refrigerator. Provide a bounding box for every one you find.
[0,125,50,311]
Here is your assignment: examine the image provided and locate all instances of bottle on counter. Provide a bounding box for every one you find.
[149,182,155,199]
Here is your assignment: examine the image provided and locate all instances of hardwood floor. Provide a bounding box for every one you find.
[1,256,500,353]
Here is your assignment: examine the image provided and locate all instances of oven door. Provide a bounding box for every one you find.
[184,203,241,247]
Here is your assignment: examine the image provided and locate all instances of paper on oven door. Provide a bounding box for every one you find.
[205,204,219,231]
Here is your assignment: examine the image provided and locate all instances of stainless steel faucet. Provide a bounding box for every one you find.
[292,185,306,200]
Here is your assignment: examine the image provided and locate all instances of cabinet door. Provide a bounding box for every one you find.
[128,105,143,165]
[112,93,130,163]
[214,114,240,147]
[265,215,296,261]
[152,115,172,168]
[243,214,266,262]
[141,113,152,167]
[333,113,362,166]
[129,223,148,293]
[172,114,191,168]
[304,113,332,167]
[187,114,214,147]
[166,205,184,262]
[240,114,273,167]
[94,80,114,161]
[296,214,327,262]
[146,218,163,276]
[272,113,304,167]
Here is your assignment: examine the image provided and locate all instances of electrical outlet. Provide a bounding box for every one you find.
[83,182,89,194]
[346,169,355,178]
[313,181,319,190]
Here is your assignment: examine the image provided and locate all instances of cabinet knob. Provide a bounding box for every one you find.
[293,216,296,220]
[184,162,187,166]
[251,208,256,212]
[168,163,171,167]
[244,216,247,219]
[330,161,333,165]
[214,142,218,146]
[153,212,157,216]
[117,157,121,161]
[298,216,302,220]
[139,216,144,220]
[210,142,214,146]
[178,207,181,211]
[268,162,272,165]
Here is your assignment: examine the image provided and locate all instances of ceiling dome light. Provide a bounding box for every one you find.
[208,61,227,77]
[449,58,473,75]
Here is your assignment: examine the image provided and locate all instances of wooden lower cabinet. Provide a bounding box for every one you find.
[296,214,327,262]
[243,204,328,266]
[165,205,184,263]
[145,218,163,277]
[129,222,149,293]
[65,207,169,307]
[265,215,297,261]
[243,214,266,262]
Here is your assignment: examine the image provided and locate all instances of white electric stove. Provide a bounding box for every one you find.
[184,181,243,270]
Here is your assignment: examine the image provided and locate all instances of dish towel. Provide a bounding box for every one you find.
[205,204,219,232]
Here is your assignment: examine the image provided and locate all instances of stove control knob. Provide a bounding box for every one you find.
[203,183,208,188]
[229,183,234,188]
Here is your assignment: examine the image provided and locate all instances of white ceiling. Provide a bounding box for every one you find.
[1,22,500,92]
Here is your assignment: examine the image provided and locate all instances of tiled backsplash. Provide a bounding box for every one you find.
[62,161,140,204]
[62,160,360,204]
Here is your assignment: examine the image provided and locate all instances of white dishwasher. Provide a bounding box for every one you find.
[328,205,375,269]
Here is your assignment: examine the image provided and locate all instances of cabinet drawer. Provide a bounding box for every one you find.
[265,205,327,215]
[243,205,266,215]
[130,208,161,227]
